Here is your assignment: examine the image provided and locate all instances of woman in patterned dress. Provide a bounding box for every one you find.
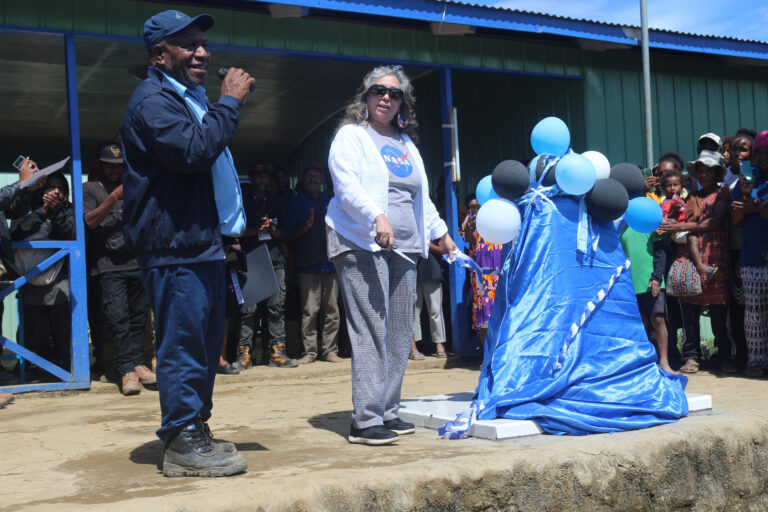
[461,196,504,344]
[660,151,731,374]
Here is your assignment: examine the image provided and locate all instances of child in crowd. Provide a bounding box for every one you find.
[659,170,687,222]
[659,170,714,280]
[619,223,676,374]
[732,130,768,378]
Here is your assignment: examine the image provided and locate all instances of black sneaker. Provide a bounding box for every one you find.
[163,420,247,477]
[216,363,240,375]
[383,417,416,435]
[348,425,399,445]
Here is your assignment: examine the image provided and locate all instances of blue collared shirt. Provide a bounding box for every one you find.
[161,71,246,237]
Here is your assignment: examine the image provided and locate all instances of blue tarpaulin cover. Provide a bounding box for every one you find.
[445,191,689,437]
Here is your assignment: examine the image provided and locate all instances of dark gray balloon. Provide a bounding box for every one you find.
[586,178,629,221]
[492,160,529,199]
[609,163,645,199]
[533,155,557,186]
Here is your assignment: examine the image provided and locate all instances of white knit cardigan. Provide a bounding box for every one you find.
[325,123,448,258]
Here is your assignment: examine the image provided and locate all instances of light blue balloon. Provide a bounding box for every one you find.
[476,198,522,245]
[476,175,499,205]
[555,153,597,195]
[531,117,570,157]
[625,197,663,234]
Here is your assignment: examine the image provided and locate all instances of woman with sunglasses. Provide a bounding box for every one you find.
[326,65,457,445]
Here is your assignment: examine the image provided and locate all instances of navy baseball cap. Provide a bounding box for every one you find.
[143,10,215,55]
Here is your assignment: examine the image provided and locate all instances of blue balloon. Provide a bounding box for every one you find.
[555,153,597,195]
[476,175,499,205]
[531,117,570,157]
[625,197,663,234]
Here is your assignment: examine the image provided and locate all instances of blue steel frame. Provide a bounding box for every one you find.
[0,34,90,393]
[0,22,585,371]
[439,69,473,358]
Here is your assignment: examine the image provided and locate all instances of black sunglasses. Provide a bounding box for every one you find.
[366,84,404,101]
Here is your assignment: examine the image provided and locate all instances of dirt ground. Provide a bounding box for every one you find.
[2,359,768,512]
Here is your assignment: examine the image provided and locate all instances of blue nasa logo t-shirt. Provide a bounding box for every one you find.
[380,144,414,178]
[365,124,423,253]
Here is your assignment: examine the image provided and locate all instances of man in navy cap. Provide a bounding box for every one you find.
[120,9,254,477]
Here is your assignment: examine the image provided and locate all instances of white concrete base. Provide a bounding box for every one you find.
[398,392,712,440]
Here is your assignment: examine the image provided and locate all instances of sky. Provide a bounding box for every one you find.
[487,0,768,42]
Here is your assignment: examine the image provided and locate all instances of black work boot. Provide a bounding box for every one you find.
[162,420,247,477]
[268,342,298,368]
[203,422,236,453]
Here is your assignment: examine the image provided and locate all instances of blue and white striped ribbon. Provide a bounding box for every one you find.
[438,401,483,439]
[552,258,631,371]
[577,197,601,254]
[589,218,601,253]
[577,196,589,253]
[444,250,485,290]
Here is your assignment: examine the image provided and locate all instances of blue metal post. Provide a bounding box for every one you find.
[439,68,475,358]
[64,34,90,387]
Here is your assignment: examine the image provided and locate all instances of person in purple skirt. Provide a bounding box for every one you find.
[461,195,504,343]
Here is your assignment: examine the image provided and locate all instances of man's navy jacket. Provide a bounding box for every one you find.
[120,66,242,269]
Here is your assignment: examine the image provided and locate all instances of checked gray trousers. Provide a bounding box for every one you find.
[332,249,417,429]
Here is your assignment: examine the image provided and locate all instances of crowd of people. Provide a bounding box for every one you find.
[2,122,768,394]
[0,7,767,476]
[0,144,455,393]
[635,129,768,378]
[4,127,762,390]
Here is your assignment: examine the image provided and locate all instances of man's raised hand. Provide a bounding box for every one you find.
[220,68,255,103]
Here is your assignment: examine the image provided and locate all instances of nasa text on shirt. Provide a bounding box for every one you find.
[381,145,413,177]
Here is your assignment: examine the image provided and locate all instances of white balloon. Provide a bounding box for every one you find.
[582,150,611,180]
[475,198,522,245]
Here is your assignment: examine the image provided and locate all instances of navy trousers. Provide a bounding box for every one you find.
[142,260,226,444]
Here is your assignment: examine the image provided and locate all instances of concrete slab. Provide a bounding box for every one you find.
[398,392,712,440]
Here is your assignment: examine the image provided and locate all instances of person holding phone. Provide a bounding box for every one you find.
[461,195,504,345]
[725,130,754,190]
[724,130,755,372]
[325,65,457,445]
[732,130,768,378]
[0,157,43,276]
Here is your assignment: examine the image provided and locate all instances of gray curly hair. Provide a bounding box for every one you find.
[336,65,418,142]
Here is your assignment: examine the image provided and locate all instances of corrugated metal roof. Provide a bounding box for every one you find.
[441,0,767,45]
[265,0,768,60]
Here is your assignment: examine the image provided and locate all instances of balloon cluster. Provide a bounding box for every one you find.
[473,116,663,242]
[472,160,528,244]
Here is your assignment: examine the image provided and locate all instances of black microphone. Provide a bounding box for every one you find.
[217,67,256,91]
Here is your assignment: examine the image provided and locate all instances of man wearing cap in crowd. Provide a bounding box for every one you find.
[83,143,154,396]
[697,132,723,155]
[120,10,254,476]
[697,132,741,189]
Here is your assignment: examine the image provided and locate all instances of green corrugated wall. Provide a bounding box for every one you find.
[291,55,768,204]
[0,0,581,75]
